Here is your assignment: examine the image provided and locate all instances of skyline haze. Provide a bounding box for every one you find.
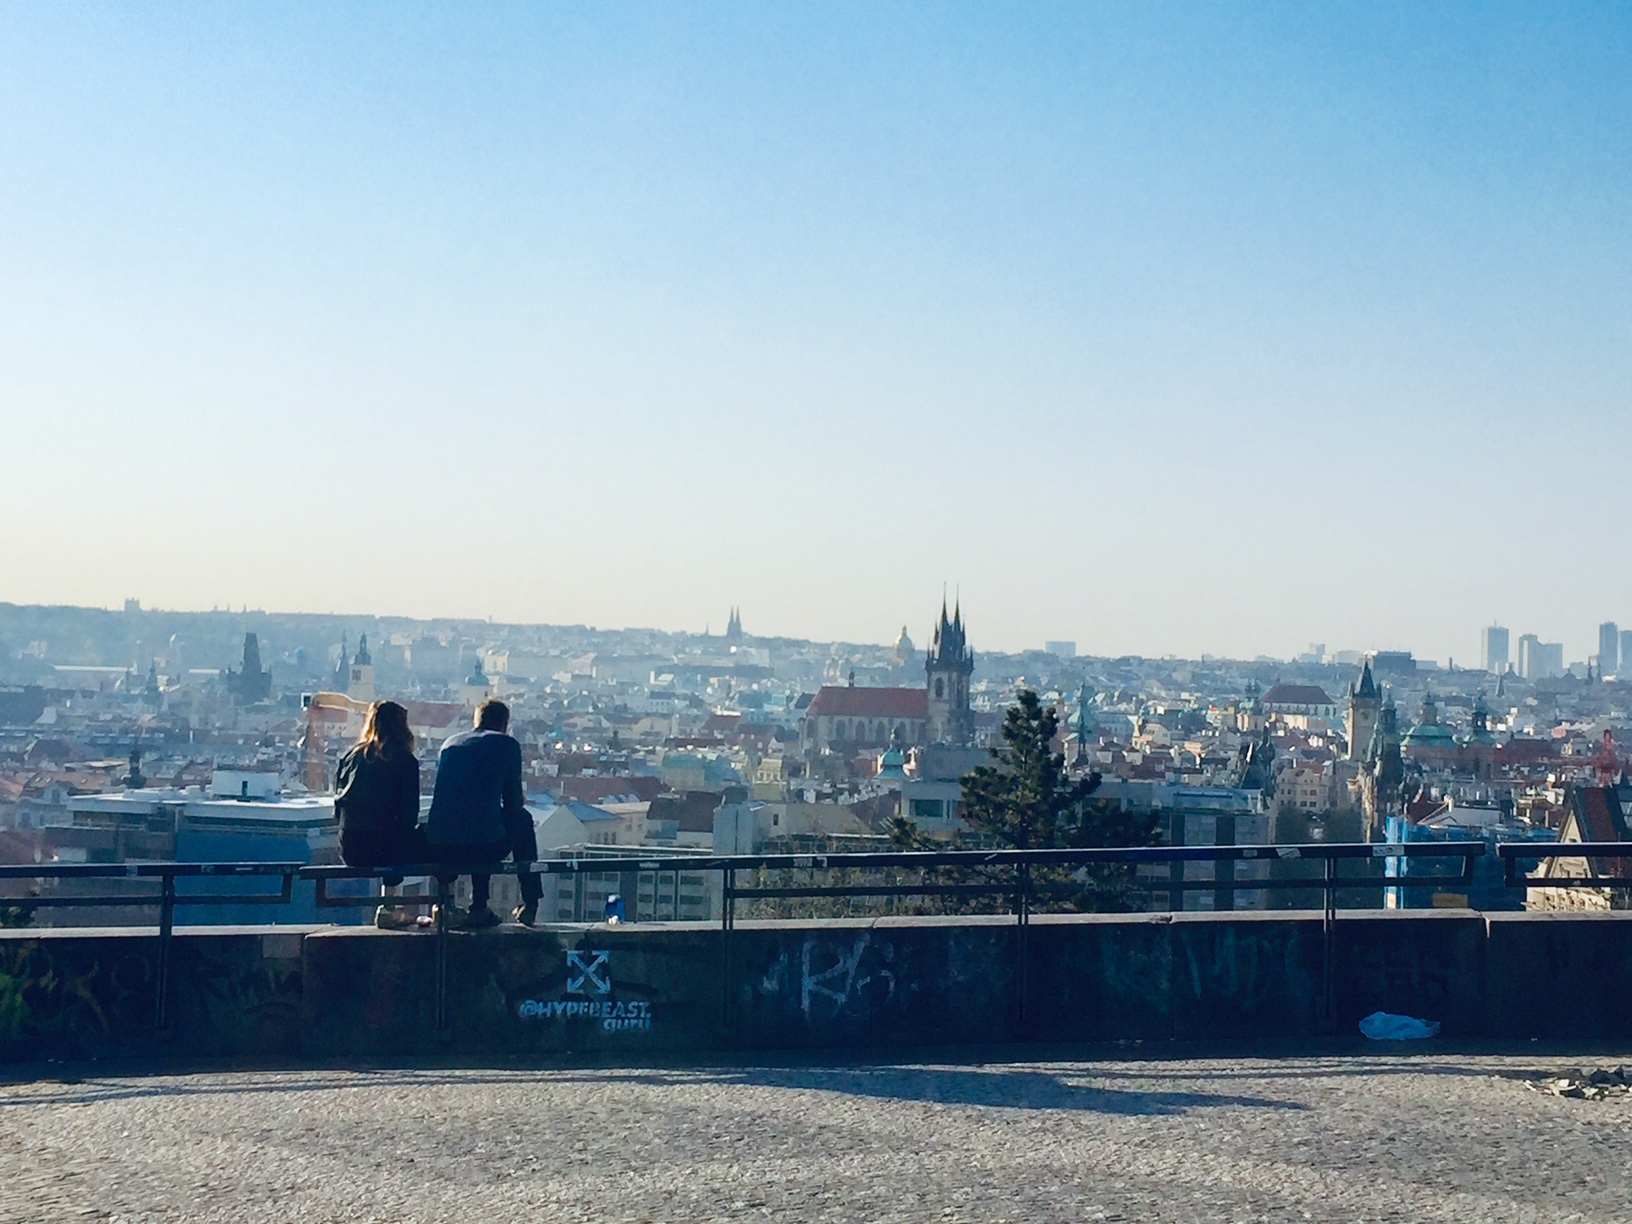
[3,3,1628,663]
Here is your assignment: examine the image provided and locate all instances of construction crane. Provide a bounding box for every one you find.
[301,691,370,792]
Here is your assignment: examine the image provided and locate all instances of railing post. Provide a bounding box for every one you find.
[720,867,735,1033]
[435,875,451,1040]
[1319,854,1336,1029]
[1015,861,1031,1032]
[155,872,176,1039]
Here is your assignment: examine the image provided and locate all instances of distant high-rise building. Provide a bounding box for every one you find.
[1517,634,1542,680]
[1520,635,1565,680]
[1481,625,1509,674]
[1600,622,1621,675]
[1540,642,1565,679]
[1044,640,1076,658]
[1621,631,1632,678]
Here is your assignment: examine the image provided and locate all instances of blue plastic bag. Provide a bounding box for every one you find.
[1359,1011,1441,1040]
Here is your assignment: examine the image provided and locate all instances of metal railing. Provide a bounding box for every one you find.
[0,861,300,1034]
[1,842,1490,1040]
[1497,842,1632,889]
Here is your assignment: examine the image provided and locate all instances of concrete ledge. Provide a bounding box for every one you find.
[1484,911,1632,1038]
[7,911,1632,1062]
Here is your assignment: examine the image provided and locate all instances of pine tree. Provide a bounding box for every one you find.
[961,690,1101,848]
[957,689,1159,910]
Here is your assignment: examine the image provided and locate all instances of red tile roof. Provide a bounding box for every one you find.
[806,686,928,719]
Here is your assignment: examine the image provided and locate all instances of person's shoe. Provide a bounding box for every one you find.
[374,905,417,931]
[456,906,501,931]
[431,903,468,929]
[511,901,538,927]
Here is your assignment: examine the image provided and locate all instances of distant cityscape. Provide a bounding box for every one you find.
[2,597,1628,921]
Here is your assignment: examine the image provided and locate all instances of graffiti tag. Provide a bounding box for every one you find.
[566,949,611,995]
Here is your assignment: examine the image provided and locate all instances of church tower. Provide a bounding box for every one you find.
[1360,690,1403,841]
[1345,658,1380,762]
[348,634,376,703]
[925,598,975,744]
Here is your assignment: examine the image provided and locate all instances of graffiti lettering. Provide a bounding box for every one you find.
[516,998,651,1031]
[800,933,895,1018]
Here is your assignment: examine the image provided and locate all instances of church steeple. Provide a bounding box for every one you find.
[346,630,375,702]
[1345,658,1381,763]
[926,594,974,744]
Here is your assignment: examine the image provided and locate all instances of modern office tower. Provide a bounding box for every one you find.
[1621,631,1632,678]
[1482,625,1510,674]
[1522,638,1566,680]
[1538,642,1565,680]
[1518,634,1542,680]
[1600,622,1621,675]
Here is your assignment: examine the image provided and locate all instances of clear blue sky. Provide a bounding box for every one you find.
[2,2,1628,663]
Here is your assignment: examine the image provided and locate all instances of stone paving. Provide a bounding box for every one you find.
[1,1053,1630,1222]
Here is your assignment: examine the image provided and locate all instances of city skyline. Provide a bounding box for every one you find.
[7,595,1627,673]
[3,5,1628,664]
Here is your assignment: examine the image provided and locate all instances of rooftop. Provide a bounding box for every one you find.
[806,686,929,719]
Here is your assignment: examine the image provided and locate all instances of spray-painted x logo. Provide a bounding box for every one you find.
[566,949,611,995]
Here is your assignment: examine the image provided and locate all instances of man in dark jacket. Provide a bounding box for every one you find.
[426,699,541,928]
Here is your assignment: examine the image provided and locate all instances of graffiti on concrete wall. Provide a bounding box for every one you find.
[181,946,303,1051]
[517,948,653,1032]
[0,939,153,1054]
[757,932,897,1020]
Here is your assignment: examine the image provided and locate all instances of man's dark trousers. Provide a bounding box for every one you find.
[433,807,541,911]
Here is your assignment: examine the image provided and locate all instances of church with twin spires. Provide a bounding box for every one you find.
[800,598,975,757]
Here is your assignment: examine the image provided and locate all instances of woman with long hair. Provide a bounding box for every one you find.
[335,700,427,929]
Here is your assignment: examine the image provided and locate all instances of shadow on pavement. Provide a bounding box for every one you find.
[689,1064,1305,1114]
[0,1063,1303,1116]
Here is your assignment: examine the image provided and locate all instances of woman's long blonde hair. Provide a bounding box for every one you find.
[357,699,415,761]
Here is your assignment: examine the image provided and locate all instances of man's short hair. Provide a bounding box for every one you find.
[474,698,510,732]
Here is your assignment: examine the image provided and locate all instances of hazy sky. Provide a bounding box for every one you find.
[2,3,1628,663]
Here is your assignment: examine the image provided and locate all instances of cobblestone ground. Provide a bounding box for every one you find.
[1,1053,1630,1222]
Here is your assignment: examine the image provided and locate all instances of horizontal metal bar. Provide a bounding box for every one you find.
[170,892,294,906]
[0,864,148,880]
[0,862,302,881]
[1510,878,1632,889]
[314,895,435,909]
[1,889,298,909]
[296,842,1485,883]
[0,844,1499,890]
[734,884,1015,900]
[736,873,1470,901]
[140,862,302,878]
[0,894,164,908]
[1497,842,1629,859]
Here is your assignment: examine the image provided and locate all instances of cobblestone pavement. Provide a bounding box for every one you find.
[2,1053,1630,1222]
